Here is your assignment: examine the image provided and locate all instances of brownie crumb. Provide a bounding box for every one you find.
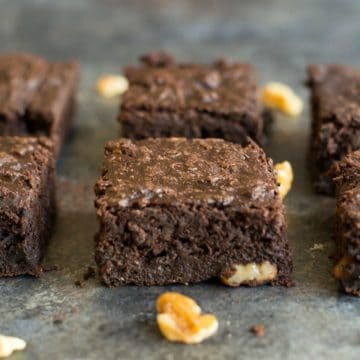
[74,279,85,288]
[43,265,59,272]
[250,324,265,337]
[53,314,64,325]
[70,305,79,314]
[139,51,175,67]
[74,266,96,287]
[83,266,96,280]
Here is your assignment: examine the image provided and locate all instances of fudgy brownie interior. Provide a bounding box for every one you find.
[0,137,55,276]
[95,137,292,287]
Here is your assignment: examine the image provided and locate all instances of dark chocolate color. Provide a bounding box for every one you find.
[0,137,55,276]
[0,53,79,154]
[119,52,265,144]
[332,151,360,296]
[94,137,292,287]
[307,64,360,195]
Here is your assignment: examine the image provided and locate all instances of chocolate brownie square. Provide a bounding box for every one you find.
[307,64,360,195]
[118,52,266,145]
[94,137,292,287]
[0,53,79,155]
[332,151,360,296]
[0,137,55,276]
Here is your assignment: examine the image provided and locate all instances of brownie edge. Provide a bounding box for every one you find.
[0,137,56,276]
[118,52,266,145]
[307,64,360,195]
[0,53,79,155]
[332,151,360,296]
[94,137,292,287]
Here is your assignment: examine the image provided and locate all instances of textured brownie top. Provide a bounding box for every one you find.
[122,52,260,117]
[0,53,79,122]
[95,137,280,212]
[0,137,54,211]
[307,64,360,124]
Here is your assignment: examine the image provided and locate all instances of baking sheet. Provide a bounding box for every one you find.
[0,0,359,359]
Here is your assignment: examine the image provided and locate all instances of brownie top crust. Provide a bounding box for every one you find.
[122,52,260,117]
[307,64,360,124]
[0,136,54,209]
[0,53,79,123]
[95,137,280,212]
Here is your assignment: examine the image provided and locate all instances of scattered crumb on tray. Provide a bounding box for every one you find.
[74,279,85,288]
[83,266,96,280]
[250,324,265,337]
[309,243,324,251]
[42,265,59,272]
[70,305,79,314]
[53,314,64,325]
[74,266,97,287]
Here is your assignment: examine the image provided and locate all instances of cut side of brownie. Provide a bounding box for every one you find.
[119,52,267,145]
[94,137,292,287]
[332,151,360,296]
[307,64,360,195]
[0,53,79,155]
[0,137,55,276]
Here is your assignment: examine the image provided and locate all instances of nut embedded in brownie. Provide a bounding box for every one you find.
[332,151,360,296]
[0,53,79,155]
[118,52,267,145]
[307,64,360,195]
[0,137,56,276]
[94,137,292,287]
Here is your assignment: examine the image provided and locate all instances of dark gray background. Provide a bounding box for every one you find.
[0,0,359,359]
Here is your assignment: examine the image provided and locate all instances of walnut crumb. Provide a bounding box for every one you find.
[261,82,303,117]
[309,243,324,251]
[96,74,129,98]
[220,261,277,287]
[275,161,294,199]
[0,335,26,358]
[156,292,218,344]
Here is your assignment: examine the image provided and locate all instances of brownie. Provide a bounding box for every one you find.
[0,53,79,154]
[307,64,360,195]
[118,52,267,145]
[332,151,360,296]
[94,137,292,287]
[0,137,55,276]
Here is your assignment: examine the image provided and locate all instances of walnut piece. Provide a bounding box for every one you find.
[96,74,129,98]
[220,261,277,287]
[0,335,26,358]
[261,82,303,117]
[275,161,294,199]
[156,292,218,344]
